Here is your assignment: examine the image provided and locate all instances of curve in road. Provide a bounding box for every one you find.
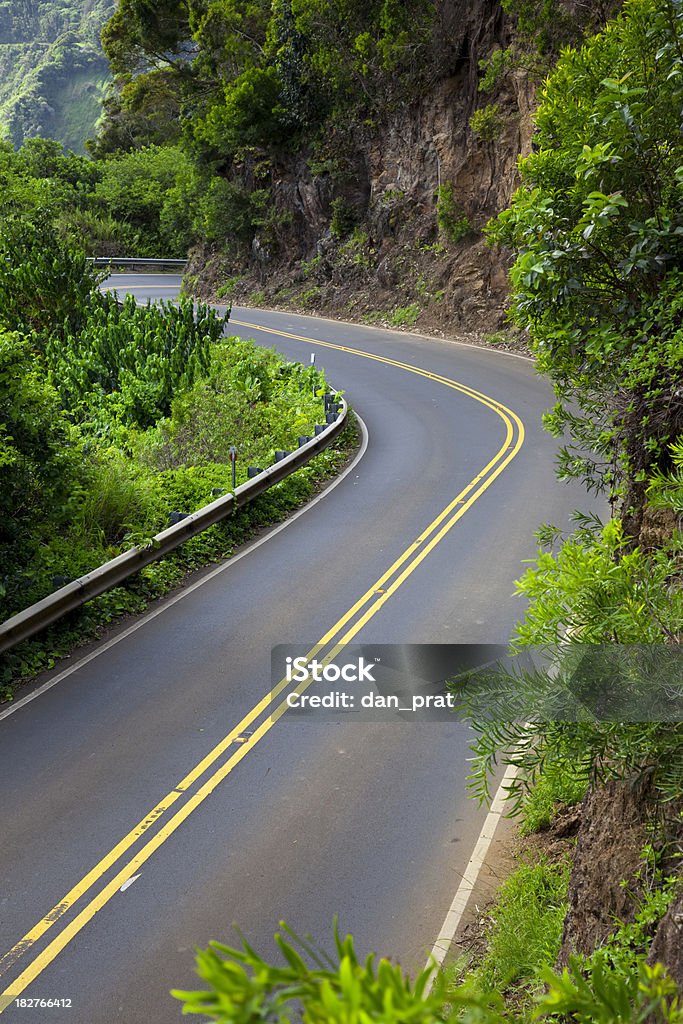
[0,277,589,1022]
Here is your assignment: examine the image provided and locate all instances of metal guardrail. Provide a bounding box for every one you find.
[0,397,347,654]
[89,258,188,268]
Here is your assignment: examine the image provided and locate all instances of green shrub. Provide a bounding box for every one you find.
[330,196,356,239]
[0,216,101,341]
[436,183,472,242]
[537,957,683,1023]
[478,47,515,92]
[170,914,683,1023]
[93,145,193,255]
[389,303,420,327]
[172,922,507,1024]
[488,0,683,508]
[469,103,504,141]
[56,208,142,257]
[0,330,85,611]
[46,293,227,431]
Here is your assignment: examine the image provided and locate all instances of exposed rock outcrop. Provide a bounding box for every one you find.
[648,888,683,989]
[188,0,538,332]
[558,779,683,986]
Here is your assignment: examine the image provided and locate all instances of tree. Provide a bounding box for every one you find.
[488,0,683,537]
[101,0,193,75]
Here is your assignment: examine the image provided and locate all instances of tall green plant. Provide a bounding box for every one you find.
[46,293,227,431]
[172,922,507,1023]
[172,920,683,1023]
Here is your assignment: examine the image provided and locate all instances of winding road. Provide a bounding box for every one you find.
[0,275,589,1022]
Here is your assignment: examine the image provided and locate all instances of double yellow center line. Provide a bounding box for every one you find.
[0,322,524,1011]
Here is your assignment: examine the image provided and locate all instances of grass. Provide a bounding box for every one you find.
[520,767,588,836]
[464,856,570,1005]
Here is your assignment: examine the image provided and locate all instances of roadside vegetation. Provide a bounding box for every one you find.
[0,214,355,698]
[0,136,194,258]
[171,0,682,1019]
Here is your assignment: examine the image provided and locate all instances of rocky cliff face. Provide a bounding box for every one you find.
[557,780,683,989]
[189,0,538,335]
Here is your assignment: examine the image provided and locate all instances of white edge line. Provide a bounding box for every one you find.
[423,761,519,994]
[0,413,369,723]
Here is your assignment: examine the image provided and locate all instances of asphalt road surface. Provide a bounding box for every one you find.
[0,275,591,1022]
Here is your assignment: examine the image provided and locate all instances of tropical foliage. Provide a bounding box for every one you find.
[0,136,194,257]
[172,920,683,1023]
[0,215,334,693]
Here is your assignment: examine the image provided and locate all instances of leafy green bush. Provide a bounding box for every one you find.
[478,47,515,93]
[0,331,85,612]
[456,518,683,810]
[0,216,102,340]
[92,145,194,256]
[193,177,261,246]
[488,0,683,510]
[436,183,472,242]
[171,911,683,1024]
[140,339,325,471]
[538,957,683,1023]
[469,103,504,141]
[46,293,226,432]
[56,207,143,257]
[172,922,507,1024]
[0,137,195,261]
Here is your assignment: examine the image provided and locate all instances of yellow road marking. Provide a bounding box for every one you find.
[0,316,524,1009]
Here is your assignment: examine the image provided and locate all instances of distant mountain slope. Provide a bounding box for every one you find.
[0,0,115,152]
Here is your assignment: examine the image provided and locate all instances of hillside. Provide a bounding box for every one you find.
[0,0,114,152]
[94,0,620,331]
